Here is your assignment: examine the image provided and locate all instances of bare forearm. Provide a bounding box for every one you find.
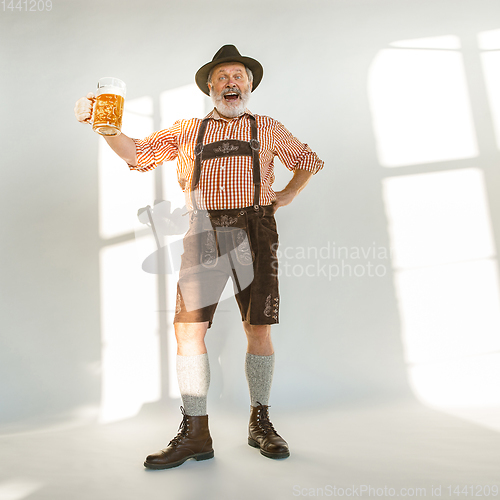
[283,168,313,196]
[104,132,137,166]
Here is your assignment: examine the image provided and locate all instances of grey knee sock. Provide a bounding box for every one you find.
[176,353,210,416]
[245,353,275,407]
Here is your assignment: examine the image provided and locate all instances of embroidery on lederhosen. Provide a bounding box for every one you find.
[213,142,240,154]
[201,230,218,268]
[264,294,272,317]
[232,228,253,266]
[210,214,238,227]
[175,291,182,314]
[264,295,279,320]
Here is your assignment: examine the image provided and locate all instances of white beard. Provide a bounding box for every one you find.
[210,86,251,118]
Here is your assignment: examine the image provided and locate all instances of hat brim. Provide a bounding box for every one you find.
[195,56,263,96]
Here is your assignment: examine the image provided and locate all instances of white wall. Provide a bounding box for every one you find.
[1,0,500,430]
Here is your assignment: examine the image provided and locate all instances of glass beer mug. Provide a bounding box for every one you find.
[90,77,126,136]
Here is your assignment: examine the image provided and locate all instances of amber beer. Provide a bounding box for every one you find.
[92,78,126,136]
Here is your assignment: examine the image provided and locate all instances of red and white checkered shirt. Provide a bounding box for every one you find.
[129,108,324,210]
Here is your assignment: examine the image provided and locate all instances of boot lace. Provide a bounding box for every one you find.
[256,402,278,436]
[167,406,189,447]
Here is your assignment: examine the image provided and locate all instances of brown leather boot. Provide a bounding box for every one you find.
[144,407,214,470]
[248,402,290,459]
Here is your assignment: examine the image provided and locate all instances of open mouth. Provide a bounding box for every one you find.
[223,92,240,102]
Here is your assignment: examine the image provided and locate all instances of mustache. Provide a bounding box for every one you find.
[221,87,242,97]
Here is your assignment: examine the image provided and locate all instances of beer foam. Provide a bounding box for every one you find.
[97,86,125,97]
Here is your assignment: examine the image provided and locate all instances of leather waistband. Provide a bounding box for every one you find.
[189,204,275,227]
[207,204,274,217]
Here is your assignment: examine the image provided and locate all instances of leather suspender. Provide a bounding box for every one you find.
[249,115,261,209]
[192,118,209,195]
[191,115,261,211]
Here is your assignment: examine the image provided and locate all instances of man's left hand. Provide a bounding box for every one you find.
[272,189,298,213]
[271,169,313,214]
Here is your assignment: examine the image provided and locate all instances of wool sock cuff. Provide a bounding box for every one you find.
[176,353,210,416]
[245,352,275,407]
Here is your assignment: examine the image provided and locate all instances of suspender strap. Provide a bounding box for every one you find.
[249,115,261,208]
[191,118,210,210]
[191,115,261,210]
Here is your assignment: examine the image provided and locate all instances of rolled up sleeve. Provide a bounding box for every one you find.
[128,121,181,172]
[272,120,324,174]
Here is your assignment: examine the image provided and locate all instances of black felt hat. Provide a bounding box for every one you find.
[195,45,263,96]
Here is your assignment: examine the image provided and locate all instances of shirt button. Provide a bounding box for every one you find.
[220,186,225,191]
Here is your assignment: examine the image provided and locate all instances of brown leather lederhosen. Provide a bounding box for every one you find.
[174,115,280,327]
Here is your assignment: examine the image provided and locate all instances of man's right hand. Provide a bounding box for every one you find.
[74,91,137,166]
[74,92,95,123]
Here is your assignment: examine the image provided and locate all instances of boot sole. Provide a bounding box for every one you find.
[144,450,214,470]
[248,437,290,459]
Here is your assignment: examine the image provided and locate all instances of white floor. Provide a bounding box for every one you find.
[1,398,499,500]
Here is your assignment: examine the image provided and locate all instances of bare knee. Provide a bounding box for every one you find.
[244,322,270,338]
[243,321,273,355]
[175,322,209,356]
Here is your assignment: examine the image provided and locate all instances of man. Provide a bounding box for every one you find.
[74,45,323,469]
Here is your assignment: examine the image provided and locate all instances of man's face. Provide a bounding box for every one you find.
[208,62,252,119]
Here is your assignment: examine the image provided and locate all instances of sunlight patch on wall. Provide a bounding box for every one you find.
[0,479,42,500]
[477,28,500,50]
[99,96,161,423]
[368,44,478,167]
[396,259,500,365]
[383,169,495,269]
[99,240,159,423]
[410,352,500,407]
[160,83,207,128]
[382,169,500,419]
[480,51,500,151]
[98,97,155,239]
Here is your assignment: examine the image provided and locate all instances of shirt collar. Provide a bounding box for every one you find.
[205,108,254,121]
